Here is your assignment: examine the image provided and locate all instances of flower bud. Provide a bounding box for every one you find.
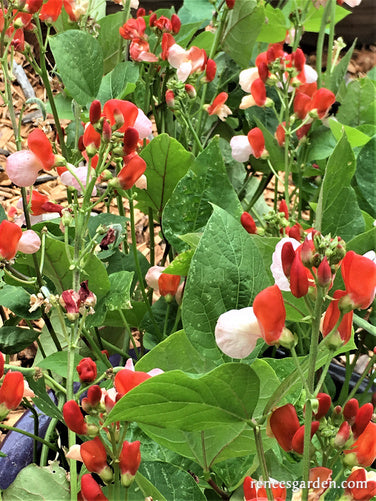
[77,358,97,383]
[89,100,102,125]
[119,441,141,487]
[290,255,309,298]
[225,0,235,9]
[0,371,24,420]
[333,421,350,448]
[63,400,88,435]
[315,393,332,420]
[301,237,314,267]
[165,89,175,109]
[317,256,332,288]
[80,474,109,501]
[123,127,140,155]
[184,84,196,98]
[343,398,359,425]
[171,14,181,34]
[205,59,217,82]
[240,212,257,234]
[292,422,320,455]
[278,199,289,219]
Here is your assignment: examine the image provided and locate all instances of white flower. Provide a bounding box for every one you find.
[215,307,262,359]
[229,135,252,162]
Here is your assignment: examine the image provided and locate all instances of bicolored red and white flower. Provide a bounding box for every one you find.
[291,468,332,501]
[114,358,163,398]
[230,127,267,162]
[119,17,147,40]
[0,220,40,260]
[166,41,206,81]
[343,467,376,501]
[60,166,97,195]
[344,422,376,467]
[205,92,232,121]
[129,38,158,62]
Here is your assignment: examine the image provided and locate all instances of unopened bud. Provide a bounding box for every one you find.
[334,421,351,448]
[171,14,181,34]
[205,59,216,82]
[102,121,112,143]
[278,327,297,350]
[165,90,175,109]
[225,0,235,8]
[89,100,102,124]
[184,84,196,98]
[317,257,332,288]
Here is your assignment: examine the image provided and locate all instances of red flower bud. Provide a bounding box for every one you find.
[184,84,196,98]
[89,100,102,125]
[240,212,257,234]
[253,285,286,345]
[205,59,217,82]
[352,403,374,439]
[118,153,146,190]
[77,358,97,383]
[136,8,145,16]
[300,236,314,267]
[250,78,267,106]
[278,199,289,219]
[102,121,112,143]
[334,421,350,448]
[314,393,332,420]
[343,398,359,424]
[171,14,181,34]
[87,385,102,406]
[119,440,141,487]
[149,12,157,27]
[275,123,285,146]
[225,0,235,8]
[247,128,265,159]
[165,89,175,109]
[317,257,332,288]
[81,437,112,482]
[123,127,139,155]
[288,223,304,242]
[63,400,88,435]
[258,61,269,82]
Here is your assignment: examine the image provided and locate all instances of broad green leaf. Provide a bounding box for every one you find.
[96,61,139,103]
[105,271,134,311]
[135,330,217,374]
[182,205,271,363]
[178,0,213,25]
[328,118,371,148]
[175,21,205,47]
[135,134,194,219]
[256,4,288,43]
[163,250,195,276]
[106,363,260,430]
[129,471,167,501]
[256,119,285,172]
[307,127,336,161]
[37,352,83,381]
[354,137,376,218]
[49,30,103,106]
[0,285,40,319]
[317,134,364,241]
[163,137,242,252]
[0,326,39,354]
[137,462,206,501]
[222,0,264,67]
[141,296,179,348]
[98,12,126,73]
[2,462,70,500]
[336,78,376,126]
[327,40,356,94]
[189,30,215,53]
[347,227,376,255]
[18,236,110,298]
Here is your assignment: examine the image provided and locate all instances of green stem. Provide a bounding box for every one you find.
[40,394,65,466]
[291,346,311,395]
[254,426,274,501]
[66,325,78,501]
[0,423,58,451]
[325,0,337,79]
[353,313,376,336]
[148,207,155,267]
[314,353,332,396]
[343,354,376,404]
[315,0,332,88]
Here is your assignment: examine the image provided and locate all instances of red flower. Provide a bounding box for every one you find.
[225,0,235,8]
[0,220,22,260]
[309,88,336,119]
[240,212,257,234]
[281,241,296,279]
[81,437,112,482]
[63,400,88,435]
[161,33,175,60]
[314,393,332,420]
[0,371,24,413]
[253,285,286,345]
[27,129,56,170]
[340,251,376,310]
[117,152,147,190]
[158,273,180,297]
[291,421,320,455]
[269,404,300,452]
[206,92,232,121]
[344,468,376,501]
[322,290,353,345]
[114,369,151,397]
[119,440,141,487]
[352,403,374,439]
[102,99,139,133]
[80,474,108,501]
[39,0,63,22]
[82,385,102,412]
[77,358,97,383]
[83,123,101,150]
[204,58,217,82]
[123,127,140,155]
[129,38,158,62]
[343,398,359,424]
[345,422,376,467]
[119,17,146,40]
[171,14,181,34]
[289,253,309,298]
[243,476,286,501]
[27,191,63,216]
[247,128,266,159]
[89,100,102,125]
[294,91,311,119]
[275,123,285,146]
[250,78,267,106]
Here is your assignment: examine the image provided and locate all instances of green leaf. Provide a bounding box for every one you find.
[162,137,242,252]
[135,134,194,219]
[317,134,364,241]
[24,376,63,421]
[327,39,356,94]
[175,21,205,47]
[105,271,134,311]
[135,330,217,374]
[106,363,259,430]
[49,30,103,106]
[182,205,271,364]
[328,118,372,148]
[189,30,215,52]
[303,3,349,32]
[256,4,288,43]
[163,250,195,276]
[98,12,126,73]
[354,136,376,218]
[37,352,83,381]
[336,78,376,126]
[0,285,41,319]
[2,462,70,500]
[178,0,213,25]
[96,61,139,103]
[130,471,167,501]
[307,127,336,161]
[256,119,285,172]
[222,0,264,67]
[137,462,206,501]
[347,227,376,255]
[0,326,39,354]
[18,236,110,298]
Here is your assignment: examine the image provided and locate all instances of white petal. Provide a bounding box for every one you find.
[177,61,192,82]
[239,67,259,93]
[167,44,187,69]
[215,307,262,359]
[303,64,318,83]
[230,135,252,162]
[270,237,301,291]
[239,94,257,110]
[134,109,153,139]
[17,230,41,254]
